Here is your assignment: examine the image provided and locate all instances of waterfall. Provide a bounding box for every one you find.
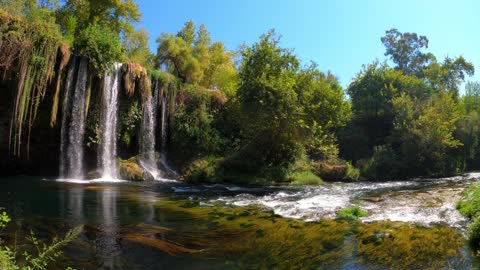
[139,81,159,178]
[59,57,88,179]
[160,94,168,155]
[99,63,122,179]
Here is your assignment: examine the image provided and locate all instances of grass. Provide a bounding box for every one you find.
[457,183,480,249]
[336,206,368,220]
[288,170,323,185]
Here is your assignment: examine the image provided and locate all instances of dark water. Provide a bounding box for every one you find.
[0,176,478,270]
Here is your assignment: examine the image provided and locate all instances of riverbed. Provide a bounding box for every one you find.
[0,174,479,269]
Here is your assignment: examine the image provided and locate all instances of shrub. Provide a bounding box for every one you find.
[457,183,480,250]
[361,145,399,180]
[182,156,222,183]
[0,211,82,270]
[288,170,323,185]
[468,216,480,249]
[345,162,360,181]
[74,24,123,73]
[337,206,368,221]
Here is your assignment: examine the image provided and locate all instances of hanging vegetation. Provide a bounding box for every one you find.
[0,10,63,158]
[122,62,151,99]
[50,43,72,127]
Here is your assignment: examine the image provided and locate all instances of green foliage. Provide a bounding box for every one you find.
[360,145,399,180]
[0,212,82,270]
[336,206,367,221]
[156,20,238,95]
[229,29,350,178]
[0,6,63,157]
[392,93,462,176]
[182,156,222,183]
[381,28,436,77]
[457,183,480,219]
[457,184,480,249]
[56,0,141,36]
[123,27,154,68]
[172,85,226,159]
[119,99,142,148]
[0,211,10,229]
[74,23,123,73]
[345,162,360,181]
[287,170,323,185]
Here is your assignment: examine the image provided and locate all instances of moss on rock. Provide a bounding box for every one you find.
[119,156,151,181]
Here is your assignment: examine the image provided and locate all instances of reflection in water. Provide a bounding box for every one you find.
[1,176,479,269]
[97,187,120,269]
[59,185,84,226]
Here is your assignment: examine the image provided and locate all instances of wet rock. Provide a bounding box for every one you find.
[363,196,383,202]
[119,157,147,181]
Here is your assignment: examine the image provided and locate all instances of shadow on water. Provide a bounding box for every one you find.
[0,176,479,269]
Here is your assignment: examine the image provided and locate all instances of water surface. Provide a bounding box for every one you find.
[0,175,478,269]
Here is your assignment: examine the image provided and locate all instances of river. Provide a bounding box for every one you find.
[0,174,479,269]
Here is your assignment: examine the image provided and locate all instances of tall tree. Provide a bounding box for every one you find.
[381,28,436,77]
[124,27,154,68]
[156,21,237,93]
[56,0,141,36]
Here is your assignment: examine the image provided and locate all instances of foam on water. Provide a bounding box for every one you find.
[54,177,127,184]
[210,174,480,226]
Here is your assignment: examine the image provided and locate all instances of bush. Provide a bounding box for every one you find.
[337,206,368,221]
[468,216,480,249]
[173,86,226,162]
[345,162,360,181]
[74,23,123,73]
[457,183,480,219]
[287,170,323,185]
[182,156,222,183]
[457,183,480,250]
[361,145,399,180]
[0,211,82,270]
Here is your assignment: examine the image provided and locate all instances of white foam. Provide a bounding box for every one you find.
[153,177,178,183]
[54,177,127,184]
[210,175,478,226]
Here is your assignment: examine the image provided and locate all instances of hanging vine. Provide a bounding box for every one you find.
[0,10,63,158]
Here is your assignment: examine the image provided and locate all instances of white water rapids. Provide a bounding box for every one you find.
[204,172,480,227]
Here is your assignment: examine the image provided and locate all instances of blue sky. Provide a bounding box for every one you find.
[137,0,480,91]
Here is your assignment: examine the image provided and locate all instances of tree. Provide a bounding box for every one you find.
[381,28,436,77]
[156,21,237,94]
[343,62,430,161]
[381,29,474,95]
[124,27,154,69]
[56,0,141,37]
[226,30,350,176]
[423,56,475,95]
[295,66,351,159]
[392,93,462,176]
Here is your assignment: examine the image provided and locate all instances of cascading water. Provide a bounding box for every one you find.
[160,94,168,155]
[99,63,122,179]
[59,57,88,179]
[139,81,160,178]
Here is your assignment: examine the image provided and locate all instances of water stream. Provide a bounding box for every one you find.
[99,63,122,179]
[59,57,88,179]
[139,80,160,179]
[2,173,479,269]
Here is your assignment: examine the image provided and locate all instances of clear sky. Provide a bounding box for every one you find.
[136,0,480,91]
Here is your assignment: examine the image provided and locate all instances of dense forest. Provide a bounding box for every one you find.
[0,0,479,184]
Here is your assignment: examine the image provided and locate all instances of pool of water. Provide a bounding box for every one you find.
[0,175,478,269]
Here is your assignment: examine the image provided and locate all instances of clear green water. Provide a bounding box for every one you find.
[0,176,477,270]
